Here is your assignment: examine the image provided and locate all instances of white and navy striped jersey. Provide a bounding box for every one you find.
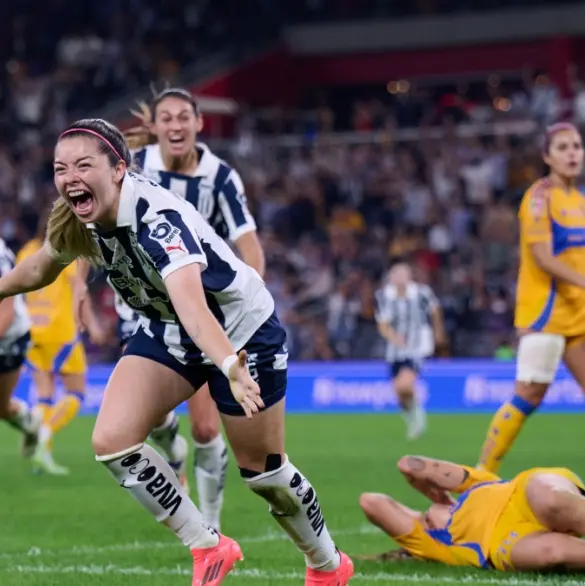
[133,142,256,242]
[59,172,274,365]
[0,238,30,349]
[375,282,438,362]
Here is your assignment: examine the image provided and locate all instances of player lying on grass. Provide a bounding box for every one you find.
[359,455,585,572]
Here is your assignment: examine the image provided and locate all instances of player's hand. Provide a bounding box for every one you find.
[73,281,90,332]
[228,350,264,419]
[393,334,407,347]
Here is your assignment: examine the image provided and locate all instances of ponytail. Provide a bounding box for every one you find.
[124,101,157,151]
[46,198,103,266]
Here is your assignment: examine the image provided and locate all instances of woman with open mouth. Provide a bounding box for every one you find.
[75,87,265,532]
[0,118,354,586]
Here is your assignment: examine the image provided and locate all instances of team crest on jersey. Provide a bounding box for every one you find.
[151,223,175,240]
[529,191,546,218]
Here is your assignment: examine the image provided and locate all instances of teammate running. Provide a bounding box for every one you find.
[375,263,444,440]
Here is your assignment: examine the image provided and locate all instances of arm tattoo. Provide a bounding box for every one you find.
[406,456,426,472]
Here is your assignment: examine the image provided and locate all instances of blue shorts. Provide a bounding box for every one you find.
[117,316,139,347]
[0,333,31,374]
[123,312,288,416]
[389,358,421,379]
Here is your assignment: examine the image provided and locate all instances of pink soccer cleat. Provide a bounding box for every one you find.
[305,551,355,585]
[191,535,243,585]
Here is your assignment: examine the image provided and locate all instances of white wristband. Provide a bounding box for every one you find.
[221,354,238,378]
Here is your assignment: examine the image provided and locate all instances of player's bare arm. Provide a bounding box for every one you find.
[0,297,15,337]
[397,456,472,502]
[235,231,265,278]
[165,262,264,419]
[530,242,585,288]
[0,244,66,300]
[376,322,405,346]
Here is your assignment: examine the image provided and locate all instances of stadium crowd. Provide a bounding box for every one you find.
[0,0,584,362]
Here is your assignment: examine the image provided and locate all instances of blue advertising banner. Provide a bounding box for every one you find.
[11,360,585,415]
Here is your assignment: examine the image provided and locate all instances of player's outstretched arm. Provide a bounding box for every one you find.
[398,455,500,498]
[165,263,265,419]
[0,244,66,300]
[359,492,421,539]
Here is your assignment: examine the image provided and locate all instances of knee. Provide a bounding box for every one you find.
[515,382,547,405]
[535,540,566,568]
[92,426,141,458]
[191,419,219,444]
[539,487,566,520]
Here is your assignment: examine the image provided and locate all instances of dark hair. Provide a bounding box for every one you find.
[541,122,579,154]
[151,88,200,121]
[58,118,132,168]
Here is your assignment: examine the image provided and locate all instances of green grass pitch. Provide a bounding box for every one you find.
[1,413,584,586]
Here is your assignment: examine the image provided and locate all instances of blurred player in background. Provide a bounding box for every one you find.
[18,211,105,475]
[375,262,444,440]
[0,238,39,453]
[76,87,265,530]
[478,123,585,473]
[360,455,585,572]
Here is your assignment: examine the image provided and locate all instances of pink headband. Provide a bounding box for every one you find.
[59,128,123,161]
[542,122,578,153]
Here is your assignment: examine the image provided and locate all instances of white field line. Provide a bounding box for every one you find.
[0,525,381,561]
[5,564,585,585]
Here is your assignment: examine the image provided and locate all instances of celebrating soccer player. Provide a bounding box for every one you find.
[0,118,354,586]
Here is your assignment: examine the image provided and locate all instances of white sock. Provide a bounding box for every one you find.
[150,411,186,464]
[244,455,340,571]
[399,395,415,424]
[194,434,228,531]
[6,399,36,434]
[97,443,219,549]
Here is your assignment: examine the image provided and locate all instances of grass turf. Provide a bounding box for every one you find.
[0,413,583,585]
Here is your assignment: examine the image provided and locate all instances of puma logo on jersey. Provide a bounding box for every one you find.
[166,241,186,253]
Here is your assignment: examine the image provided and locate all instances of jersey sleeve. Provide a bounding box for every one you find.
[140,209,208,280]
[216,167,257,242]
[374,289,392,324]
[420,284,439,311]
[394,522,469,567]
[0,244,14,277]
[519,182,552,245]
[454,466,501,493]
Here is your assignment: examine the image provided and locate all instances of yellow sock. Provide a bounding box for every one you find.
[477,395,537,473]
[46,392,83,436]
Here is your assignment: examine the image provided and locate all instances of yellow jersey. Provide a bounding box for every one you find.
[17,239,78,346]
[515,177,585,336]
[396,466,584,571]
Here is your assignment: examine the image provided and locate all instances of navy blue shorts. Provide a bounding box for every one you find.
[0,333,31,374]
[117,316,139,347]
[389,358,421,379]
[124,312,288,416]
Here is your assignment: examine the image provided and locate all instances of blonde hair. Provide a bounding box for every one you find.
[124,100,157,150]
[46,197,103,265]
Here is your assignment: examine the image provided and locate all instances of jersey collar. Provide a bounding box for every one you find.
[193,142,215,177]
[86,173,136,232]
